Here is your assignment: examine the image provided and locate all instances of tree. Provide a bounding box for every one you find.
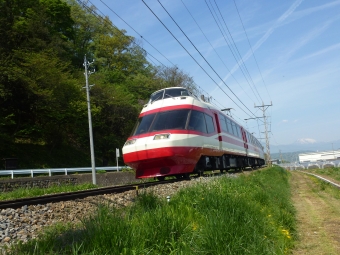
[66,0,112,66]
[155,65,201,97]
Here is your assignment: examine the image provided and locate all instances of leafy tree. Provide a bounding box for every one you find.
[0,0,74,55]
[155,65,199,94]
[0,0,79,150]
[0,0,201,167]
[66,0,112,66]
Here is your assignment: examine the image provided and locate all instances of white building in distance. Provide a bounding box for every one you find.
[299,150,340,163]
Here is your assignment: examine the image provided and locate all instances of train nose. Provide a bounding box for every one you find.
[160,167,171,174]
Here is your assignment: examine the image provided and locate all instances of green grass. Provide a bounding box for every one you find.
[307,168,340,199]
[8,166,296,255]
[309,167,340,182]
[0,183,98,201]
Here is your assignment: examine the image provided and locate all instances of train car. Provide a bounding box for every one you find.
[122,87,265,180]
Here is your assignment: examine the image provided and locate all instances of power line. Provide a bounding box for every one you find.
[206,0,262,103]
[180,0,256,105]
[80,0,235,117]
[97,0,176,67]
[104,0,236,113]
[143,0,260,119]
[78,0,168,68]
[232,0,271,101]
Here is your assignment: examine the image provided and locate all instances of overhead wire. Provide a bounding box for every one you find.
[206,0,262,103]
[180,0,256,105]
[97,0,176,67]
[233,0,272,135]
[83,0,265,125]
[232,0,272,134]
[143,0,261,119]
[84,0,233,113]
[79,0,167,68]
[232,0,271,102]
[214,0,263,103]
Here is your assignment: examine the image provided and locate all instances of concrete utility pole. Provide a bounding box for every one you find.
[83,55,96,185]
[255,102,272,166]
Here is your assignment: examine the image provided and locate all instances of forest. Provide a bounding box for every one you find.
[0,0,198,168]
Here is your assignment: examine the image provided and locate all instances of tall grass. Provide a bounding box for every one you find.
[9,166,295,255]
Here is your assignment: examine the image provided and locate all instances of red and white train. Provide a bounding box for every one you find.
[122,87,265,180]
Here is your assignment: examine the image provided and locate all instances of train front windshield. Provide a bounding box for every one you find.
[132,109,190,135]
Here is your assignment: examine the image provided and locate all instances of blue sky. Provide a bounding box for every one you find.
[89,0,340,151]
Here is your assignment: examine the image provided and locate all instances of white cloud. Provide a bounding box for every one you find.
[282,120,288,123]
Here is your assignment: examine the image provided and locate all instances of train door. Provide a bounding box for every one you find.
[214,113,222,151]
[240,127,248,156]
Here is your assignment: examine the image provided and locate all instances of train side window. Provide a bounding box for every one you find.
[226,118,233,134]
[188,110,207,133]
[231,121,237,136]
[150,109,190,131]
[205,114,215,133]
[134,113,156,135]
[246,132,250,142]
[236,124,240,138]
[218,113,228,132]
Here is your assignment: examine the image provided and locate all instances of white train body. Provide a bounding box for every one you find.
[123,87,265,179]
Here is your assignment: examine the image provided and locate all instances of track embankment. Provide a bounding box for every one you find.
[290,171,340,254]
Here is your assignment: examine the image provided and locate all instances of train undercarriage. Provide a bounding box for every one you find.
[194,154,265,175]
[157,154,265,181]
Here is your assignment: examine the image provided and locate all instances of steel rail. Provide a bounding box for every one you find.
[0,179,180,210]
[298,171,340,189]
[0,168,258,210]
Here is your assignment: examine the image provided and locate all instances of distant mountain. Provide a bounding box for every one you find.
[270,139,340,154]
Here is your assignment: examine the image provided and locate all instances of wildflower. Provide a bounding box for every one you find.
[281,229,291,239]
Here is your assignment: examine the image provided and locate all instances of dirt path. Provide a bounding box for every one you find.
[290,171,340,255]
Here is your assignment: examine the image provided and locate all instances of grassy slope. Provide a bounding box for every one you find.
[10,166,296,255]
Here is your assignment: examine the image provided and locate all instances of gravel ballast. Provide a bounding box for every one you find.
[0,176,224,251]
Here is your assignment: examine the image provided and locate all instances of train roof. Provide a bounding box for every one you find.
[142,87,245,125]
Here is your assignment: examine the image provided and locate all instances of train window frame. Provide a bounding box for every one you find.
[226,118,233,135]
[218,113,228,133]
[188,110,208,133]
[205,114,215,133]
[149,90,164,104]
[231,121,237,137]
[235,124,241,138]
[164,88,190,99]
[133,113,156,135]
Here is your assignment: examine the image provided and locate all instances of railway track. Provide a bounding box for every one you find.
[0,179,181,210]
[298,171,340,189]
[0,168,256,210]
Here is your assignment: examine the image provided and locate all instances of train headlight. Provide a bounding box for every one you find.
[124,139,136,146]
[153,133,170,140]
